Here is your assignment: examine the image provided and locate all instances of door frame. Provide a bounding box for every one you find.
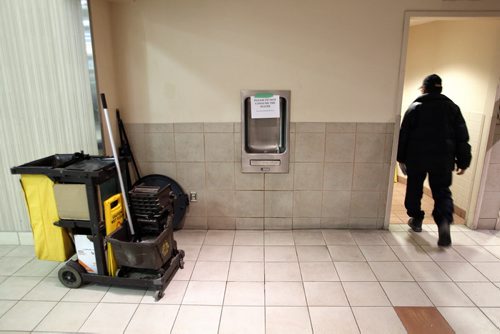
[384,10,500,230]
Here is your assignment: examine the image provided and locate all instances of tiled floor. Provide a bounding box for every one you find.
[1,228,500,333]
[391,182,466,225]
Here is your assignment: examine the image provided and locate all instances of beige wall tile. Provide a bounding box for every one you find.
[265,218,293,229]
[206,190,235,217]
[490,135,500,163]
[326,123,356,133]
[205,133,234,162]
[235,133,242,162]
[126,130,146,161]
[234,122,241,133]
[139,162,177,178]
[293,191,322,218]
[204,123,233,133]
[323,163,353,190]
[265,191,293,217]
[479,191,500,218]
[325,133,355,162]
[384,133,394,163]
[349,218,379,229]
[477,218,497,230]
[125,123,145,134]
[144,132,175,161]
[208,217,236,229]
[353,163,385,191]
[294,163,324,190]
[290,132,296,163]
[356,123,389,133]
[289,123,296,133]
[184,216,208,229]
[176,162,205,190]
[236,218,264,229]
[485,164,500,191]
[350,191,380,218]
[296,122,325,133]
[174,123,204,132]
[235,165,264,190]
[175,133,205,162]
[293,218,321,229]
[186,190,206,217]
[235,191,264,217]
[144,123,173,132]
[206,162,234,190]
[321,217,349,229]
[265,164,294,190]
[354,133,385,163]
[321,191,351,218]
[295,133,325,162]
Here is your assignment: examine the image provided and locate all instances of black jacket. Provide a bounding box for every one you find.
[397,93,471,172]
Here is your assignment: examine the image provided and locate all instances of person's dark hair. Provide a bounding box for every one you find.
[422,74,443,94]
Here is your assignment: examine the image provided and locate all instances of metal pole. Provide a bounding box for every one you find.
[100,94,135,236]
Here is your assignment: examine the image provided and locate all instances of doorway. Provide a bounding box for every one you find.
[388,13,500,228]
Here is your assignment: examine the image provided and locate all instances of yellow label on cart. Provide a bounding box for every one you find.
[104,194,124,276]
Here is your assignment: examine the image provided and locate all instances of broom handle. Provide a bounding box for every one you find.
[100,94,135,236]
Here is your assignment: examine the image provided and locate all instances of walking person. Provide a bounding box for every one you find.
[397,74,472,247]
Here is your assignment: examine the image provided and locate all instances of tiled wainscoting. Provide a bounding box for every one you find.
[125,122,395,230]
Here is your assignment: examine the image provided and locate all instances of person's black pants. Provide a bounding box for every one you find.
[404,168,454,225]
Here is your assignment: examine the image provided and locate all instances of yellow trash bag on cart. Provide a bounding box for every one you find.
[20,174,74,261]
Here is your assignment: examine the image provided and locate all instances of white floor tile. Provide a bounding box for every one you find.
[472,262,500,282]
[457,282,500,307]
[334,262,377,281]
[182,281,226,305]
[265,262,302,281]
[178,244,201,261]
[322,231,356,245]
[22,277,69,301]
[328,245,366,262]
[0,300,56,331]
[12,258,59,277]
[481,307,500,329]
[219,306,265,334]
[0,245,16,257]
[343,282,391,306]
[0,256,32,275]
[0,276,43,300]
[265,246,297,262]
[439,307,499,334]
[266,306,312,334]
[191,261,229,281]
[224,282,264,306]
[231,246,263,261]
[484,246,500,260]
[61,283,109,302]
[368,262,414,281]
[204,230,235,245]
[4,246,35,257]
[228,261,264,281]
[171,305,221,334]
[0,300,16,317]
[101,286,146,303]
[303,282,349,306]
[125,304,179,334]
[351,232,387,245]
[293,231,325,245]
[142,281,188,304]
[234,231,264,246]
[421,245,466,262]
[175,230,206,245]
[79,303,138,334]
[437,262,488,282]
[309,307,360,334]
[300,262,339,281]
[454,246,500,262]
[380,281,432,306]
[403,261,451,281]
[352,307,406,334]
[198,245,232,261]
[419,282,474,306]
[264,231,294,245]
[172,260,195,281]
[34,301,96,332]
[390,245,432,261]
[380,231,416,246]
[296,246,331,261]
[464,231,500,246]
[265,281,306,306]
[409,231,439,246]
[449,232,478,246]
[359,245,398,261]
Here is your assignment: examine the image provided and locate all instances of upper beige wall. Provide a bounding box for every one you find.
[91,0,500,123]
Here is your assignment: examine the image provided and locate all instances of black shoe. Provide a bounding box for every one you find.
[437,222,451,247]
[408,218,423,232]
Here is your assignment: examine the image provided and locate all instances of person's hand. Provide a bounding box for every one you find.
[456,167,466,175]
[399,162,407,176]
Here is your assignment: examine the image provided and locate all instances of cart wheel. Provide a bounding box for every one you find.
[154,290,164,302]
[58,265,83,288]
[179,259,185,269]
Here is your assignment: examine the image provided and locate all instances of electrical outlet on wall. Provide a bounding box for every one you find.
[189,191,198,202]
